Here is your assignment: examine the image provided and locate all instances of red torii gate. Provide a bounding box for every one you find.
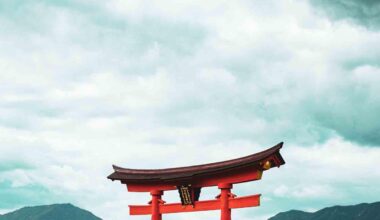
[108,142,285,220]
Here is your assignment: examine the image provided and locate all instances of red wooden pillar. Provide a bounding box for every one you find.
[150,190,163,220]
[218,183,232,220]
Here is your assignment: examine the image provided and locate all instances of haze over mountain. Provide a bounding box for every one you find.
[269,201,380,220]
[0,203,101,220]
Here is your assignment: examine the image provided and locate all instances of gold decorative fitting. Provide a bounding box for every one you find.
[262,161,271,170]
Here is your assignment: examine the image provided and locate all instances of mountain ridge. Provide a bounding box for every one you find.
[269,201,380,220]
[1,201,379,220]
[0,203,101,220]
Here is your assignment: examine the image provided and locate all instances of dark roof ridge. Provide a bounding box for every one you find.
[108,142,284,182]
[112,142,283,174]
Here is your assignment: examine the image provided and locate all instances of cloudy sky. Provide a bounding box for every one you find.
[1,0,380,219]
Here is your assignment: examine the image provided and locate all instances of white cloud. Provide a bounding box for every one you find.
[0,0,380,219]
[292,185,334,199]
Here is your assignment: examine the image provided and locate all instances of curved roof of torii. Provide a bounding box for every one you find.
[108,142,285,184]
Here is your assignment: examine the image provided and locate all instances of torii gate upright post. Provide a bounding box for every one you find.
[150,190,163,220]
[219,183,232,220]
[108,142,285,220]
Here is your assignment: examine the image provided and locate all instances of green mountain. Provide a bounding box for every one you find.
[0,203,101,220]
[269,202,380,220]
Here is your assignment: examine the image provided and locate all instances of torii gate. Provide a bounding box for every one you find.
[108,142,285,220]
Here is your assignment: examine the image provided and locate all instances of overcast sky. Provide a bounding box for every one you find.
[1,0,380,219]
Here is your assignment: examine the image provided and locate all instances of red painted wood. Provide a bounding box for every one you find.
[150,190,163,220]
[126,169,263,192]
[109,143,285,220]
[219,183,232,220]
[228,194,261,208]
[194,169,262,188]
[127,184,176,192]
[129,194,260,215]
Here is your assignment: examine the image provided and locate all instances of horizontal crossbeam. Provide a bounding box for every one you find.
[129,194,260,215]
[126,169,263,192]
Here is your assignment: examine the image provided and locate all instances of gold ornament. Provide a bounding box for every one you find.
[262,161,271,170]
